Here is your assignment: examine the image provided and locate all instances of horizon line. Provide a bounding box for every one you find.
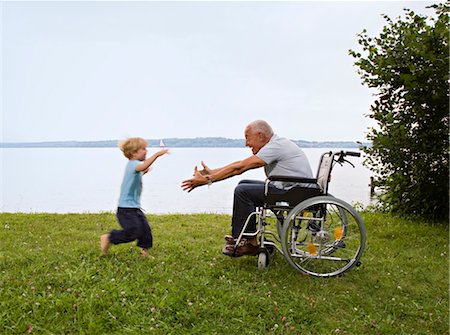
[0,137,368,144]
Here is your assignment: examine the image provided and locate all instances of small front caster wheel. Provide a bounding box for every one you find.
[257,251,269,270]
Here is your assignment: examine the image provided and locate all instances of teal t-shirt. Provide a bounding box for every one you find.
[118,160,142,208]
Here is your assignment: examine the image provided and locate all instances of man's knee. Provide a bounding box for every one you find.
[238,179,253,185]
[234,183,249,197]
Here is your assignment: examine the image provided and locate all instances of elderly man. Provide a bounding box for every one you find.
[181,120,314,256]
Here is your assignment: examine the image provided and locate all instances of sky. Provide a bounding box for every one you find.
[1,0,440,143]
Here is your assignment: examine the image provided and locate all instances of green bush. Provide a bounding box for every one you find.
[350,2,449,222]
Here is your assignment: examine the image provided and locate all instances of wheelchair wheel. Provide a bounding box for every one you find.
[257,250,270,270]
[281,196,366,278]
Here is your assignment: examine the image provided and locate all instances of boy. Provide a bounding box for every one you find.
[101,137,169,257]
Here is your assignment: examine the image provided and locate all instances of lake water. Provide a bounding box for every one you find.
[0,147,373,214]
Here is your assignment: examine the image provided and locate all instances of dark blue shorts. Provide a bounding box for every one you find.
[109,207,153,249]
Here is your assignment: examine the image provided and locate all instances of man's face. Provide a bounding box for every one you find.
[245,126,264,155]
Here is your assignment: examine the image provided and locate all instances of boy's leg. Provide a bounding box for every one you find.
[109,208,140,245]
[100,234,110,255]
[135,209,153,250]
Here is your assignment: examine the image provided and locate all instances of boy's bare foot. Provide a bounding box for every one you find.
[140,248,154,259]
[100,234,110,255]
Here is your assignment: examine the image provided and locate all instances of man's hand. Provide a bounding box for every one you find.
[198,161,211,176]
[181,166,209,192]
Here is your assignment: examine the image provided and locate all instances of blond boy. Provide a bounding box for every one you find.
[101,138,169,257]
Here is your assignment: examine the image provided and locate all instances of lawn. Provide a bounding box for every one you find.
[0,212,448,334]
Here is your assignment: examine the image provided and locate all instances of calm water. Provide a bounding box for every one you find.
[0,147,373,214]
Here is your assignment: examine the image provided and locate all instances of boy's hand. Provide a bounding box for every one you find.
[158,148,170,157]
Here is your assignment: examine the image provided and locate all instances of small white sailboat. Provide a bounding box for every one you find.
[159,139,165,148]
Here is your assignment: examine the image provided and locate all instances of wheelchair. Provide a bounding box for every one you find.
[231,151,367,278]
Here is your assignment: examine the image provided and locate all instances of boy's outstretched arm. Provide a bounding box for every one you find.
[136,149,169,172]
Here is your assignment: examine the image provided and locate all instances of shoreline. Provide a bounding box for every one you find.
[0,138,370,149]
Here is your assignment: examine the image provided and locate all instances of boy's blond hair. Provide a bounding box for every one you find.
[119,137,147,159]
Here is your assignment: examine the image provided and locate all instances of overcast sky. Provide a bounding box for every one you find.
[1,1,439,143]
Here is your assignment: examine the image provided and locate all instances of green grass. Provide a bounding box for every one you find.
[0,212,448,334]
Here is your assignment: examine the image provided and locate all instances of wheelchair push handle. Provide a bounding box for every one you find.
[344,151,360,157]
[334,150,360,168]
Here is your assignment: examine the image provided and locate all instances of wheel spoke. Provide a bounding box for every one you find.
[281,196,366,277]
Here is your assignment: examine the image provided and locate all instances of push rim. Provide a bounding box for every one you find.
[281,196,366,277]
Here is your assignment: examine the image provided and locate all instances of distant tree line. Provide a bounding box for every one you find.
[0,137,366,148]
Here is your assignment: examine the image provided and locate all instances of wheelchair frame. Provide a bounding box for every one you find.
[232,150,367,278]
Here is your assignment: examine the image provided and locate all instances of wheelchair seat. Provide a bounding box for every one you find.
[265,151,334,209]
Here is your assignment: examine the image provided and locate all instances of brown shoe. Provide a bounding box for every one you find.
[224,235,236,245]
[234,242,259,256]
[225,236,258,246]
[222,244,242,257]
[222,242,259,257]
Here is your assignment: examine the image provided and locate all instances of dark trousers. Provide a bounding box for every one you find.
[109,208,153,249]
[231,180,285,238]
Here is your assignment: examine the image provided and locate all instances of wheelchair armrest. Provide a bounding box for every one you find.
[267,175,318,184]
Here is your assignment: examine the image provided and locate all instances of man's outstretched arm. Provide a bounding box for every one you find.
[181,155,265,192]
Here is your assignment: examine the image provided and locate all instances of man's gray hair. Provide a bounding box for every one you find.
[248,120,274,137]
